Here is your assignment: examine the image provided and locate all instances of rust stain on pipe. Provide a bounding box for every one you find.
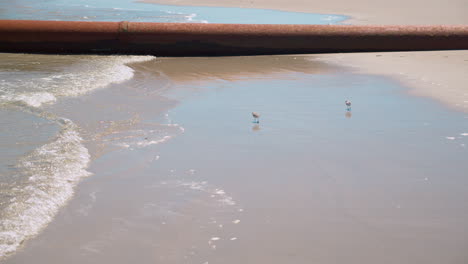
[0,20,467,56]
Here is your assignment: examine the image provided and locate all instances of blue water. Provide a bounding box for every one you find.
[0,0,347,24]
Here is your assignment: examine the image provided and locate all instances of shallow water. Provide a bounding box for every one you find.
[1,0,468,262]
[151,64,468,264]
[0,1,346,258]
[0,52,156,258]
[3,56,468,264]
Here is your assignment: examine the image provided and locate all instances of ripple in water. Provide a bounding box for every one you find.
[0,118,90,259]
[0,54,156,259]
[0,54,155,108]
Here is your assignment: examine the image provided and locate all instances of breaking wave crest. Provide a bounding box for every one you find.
[0,54,155,108]
[0,118,91,259]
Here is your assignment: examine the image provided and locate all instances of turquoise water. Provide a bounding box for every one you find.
[0,0,346,24]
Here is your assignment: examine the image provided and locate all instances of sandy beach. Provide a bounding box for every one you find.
[142,0,468,112]
[1,0,468,263]
[4,54,468,263]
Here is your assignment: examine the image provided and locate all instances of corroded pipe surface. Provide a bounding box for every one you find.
[0,20,467,56]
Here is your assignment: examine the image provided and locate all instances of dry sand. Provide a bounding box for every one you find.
[142,0,468,112]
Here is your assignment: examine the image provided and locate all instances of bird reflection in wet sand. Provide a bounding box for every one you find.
[345,111,352,118]
[252,124,261,132]
[345,100,352,118]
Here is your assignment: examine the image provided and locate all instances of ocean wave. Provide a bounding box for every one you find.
[0,92,57,108]
[0,118,91,260]
[0,55,155,108]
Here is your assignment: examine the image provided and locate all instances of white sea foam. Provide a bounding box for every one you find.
[323,15,342,21]
[0,55,155,108]
[106,125,182,150]
[185,13,208,23]
[185,13,197,21]
[1,92,57,107]
[164,10,208,23]
[136,135,173,147]
[97,113,183,150]
[0,119,91,259]
[176,181,236,206]
[111,7,143,11]
[0,54,160,259]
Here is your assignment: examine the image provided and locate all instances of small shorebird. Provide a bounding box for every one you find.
[252,112,260,123]
[345,100,352,111]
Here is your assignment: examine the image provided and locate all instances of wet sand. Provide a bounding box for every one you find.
[4,56,468,263]
[143,0,468,112]
[2,0,468,262]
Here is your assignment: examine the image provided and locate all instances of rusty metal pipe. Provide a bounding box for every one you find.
[0,20,467,56]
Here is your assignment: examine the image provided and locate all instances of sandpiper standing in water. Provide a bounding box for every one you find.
[252,112,260,123]
[345,100,352,111]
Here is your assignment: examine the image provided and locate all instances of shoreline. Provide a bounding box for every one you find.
[2,1,468,263]
[6,56,468,263]
[138,0,468,25]
[141,0,468,113]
